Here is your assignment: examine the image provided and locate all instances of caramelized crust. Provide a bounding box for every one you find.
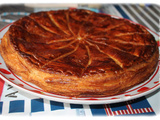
[0,9,159,97]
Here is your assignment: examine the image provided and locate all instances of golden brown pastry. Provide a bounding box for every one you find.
[0,9,159,97]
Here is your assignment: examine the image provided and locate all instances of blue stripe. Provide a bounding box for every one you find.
[31,98,44,113]
[130,96,152,109]
[0,102,3,114]
[50,101,64,111]
[110,101,127,111]
[9,100,24,113]
[3,12,7,16]
[70,104,83,109]
[10,20,13,23]
[114,5,131,20]
[90,105,106,116]
[77,7,99,13]
[25,13,29,15]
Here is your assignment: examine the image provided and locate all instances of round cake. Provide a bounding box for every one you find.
[0,9,159,97]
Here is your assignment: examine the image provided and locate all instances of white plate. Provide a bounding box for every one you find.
[0,18,159,104]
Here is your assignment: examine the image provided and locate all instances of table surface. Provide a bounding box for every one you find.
[0,3,159,117]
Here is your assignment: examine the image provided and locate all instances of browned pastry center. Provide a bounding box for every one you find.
[0,9,159,97]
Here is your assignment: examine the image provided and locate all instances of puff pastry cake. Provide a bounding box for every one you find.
[0,9,159,97]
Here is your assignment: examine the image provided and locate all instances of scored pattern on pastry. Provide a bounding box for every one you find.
[9,9,156,77]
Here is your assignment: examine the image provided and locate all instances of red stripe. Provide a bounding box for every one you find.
[142,108,145,113]
[128,102,137,114]
[108,105,113,116]
[138,109,141,113]
[135,109,139,114]
[0,23,12,32]
[131,106,136,114]
[143,108,147,113]
[125,110,129,114]
[104,105,110,116]
[126,103,133,114]
[0,78,5,100]
[113,111,117,116]
[146,108,149,112]
[104,104,113,116]
[139,109,143,113]
[117,110,121,115]
[157,41,160,46]
[107,107,153,116]
[121,110,125,115]
[123,110,127,114]
[134,109,137,114]
[146,108,151,112]
[149,107,154,112]
[106,104,113,116]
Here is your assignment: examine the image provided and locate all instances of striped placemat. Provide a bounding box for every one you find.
[100,4,159,33]
[0,12,30,23]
